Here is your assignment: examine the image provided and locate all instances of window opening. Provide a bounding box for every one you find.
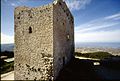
[67,34,70,41]
[29,27,32,33]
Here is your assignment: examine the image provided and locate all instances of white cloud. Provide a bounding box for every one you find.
[105,12,120,20]
[11,3,18,7]
[2,0,28,7]
[75,30,120,42]
[1,33,14,44]
[66,0,92,11]
[75,13,120,33]
[76,22,119,33]
[18,0,29,3]
[75,12,120,42]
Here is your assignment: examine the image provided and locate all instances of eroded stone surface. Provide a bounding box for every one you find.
[14,0,74,80]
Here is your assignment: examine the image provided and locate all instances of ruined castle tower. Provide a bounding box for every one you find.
[14,0,74,80]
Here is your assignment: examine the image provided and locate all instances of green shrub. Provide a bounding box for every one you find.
[75,51,113,59]
[0,61,14,74]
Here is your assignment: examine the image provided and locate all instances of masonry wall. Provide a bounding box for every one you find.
[14,4,54,80]
[14,1,74,80]
[53,1,74,79]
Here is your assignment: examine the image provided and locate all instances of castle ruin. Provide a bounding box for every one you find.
[14,0,74,80]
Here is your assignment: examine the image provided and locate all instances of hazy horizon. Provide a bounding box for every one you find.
[1,42,120,49]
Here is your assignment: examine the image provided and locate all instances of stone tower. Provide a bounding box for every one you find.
[14,0,74,80]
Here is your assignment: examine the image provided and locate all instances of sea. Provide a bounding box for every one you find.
[75,42,120,48]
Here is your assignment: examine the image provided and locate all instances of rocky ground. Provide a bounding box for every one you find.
[1,57,120,80]
[75,47,120,56]
[1,71,14,80]
[1,48,120,80]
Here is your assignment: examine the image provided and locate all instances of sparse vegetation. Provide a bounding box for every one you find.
[0,51,14,58]
[75,51,113,59]
[0,59,14,74]
[0,51,14,74]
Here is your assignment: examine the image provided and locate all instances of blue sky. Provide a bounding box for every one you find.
[1,0,120,44]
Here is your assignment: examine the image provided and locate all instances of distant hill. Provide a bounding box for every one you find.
[1,43,14,52]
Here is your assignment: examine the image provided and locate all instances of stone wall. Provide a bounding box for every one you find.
[14,4,54,80]
[53,1,74,80]
[14,0,74,80]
